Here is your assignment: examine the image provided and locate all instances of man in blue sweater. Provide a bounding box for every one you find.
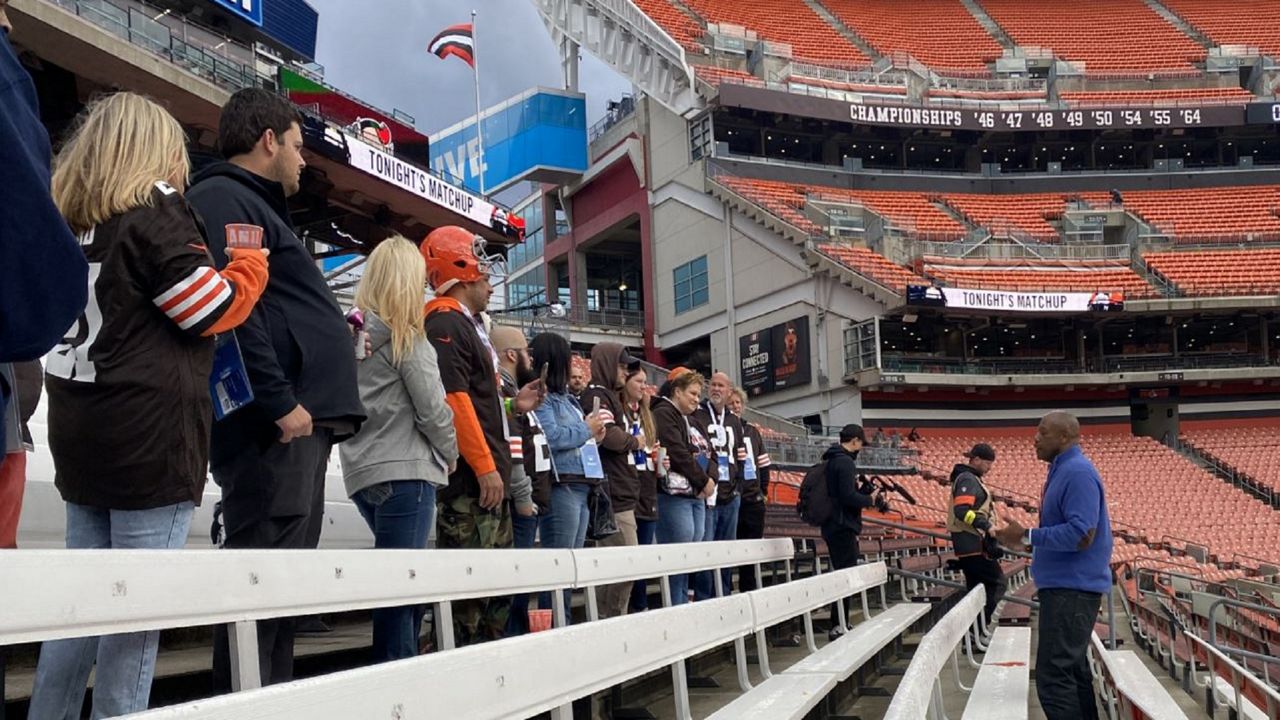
[996,411,1112,720]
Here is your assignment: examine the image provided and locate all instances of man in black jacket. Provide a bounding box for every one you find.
[729,387,771,592]
[950,443,1005,626]
[189,89,365,689]
[821,424,886,637]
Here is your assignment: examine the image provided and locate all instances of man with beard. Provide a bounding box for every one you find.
[189,88,365,689]
[491,325,548,635]
[949,443,1004,627]
[568,358,589,398]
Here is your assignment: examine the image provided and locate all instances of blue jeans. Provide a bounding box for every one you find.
[629,517,658,611]
[543,482,590,623]
[655,493,706,606]
[506,508,542,636]
[29,501,194,720]
[543,482,590,549]
[352,481,436,663]
[695,494,741,600]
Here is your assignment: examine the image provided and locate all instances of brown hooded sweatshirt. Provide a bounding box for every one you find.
[579,343,641,513]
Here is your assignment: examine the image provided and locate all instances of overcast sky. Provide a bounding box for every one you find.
[307,0,633,134]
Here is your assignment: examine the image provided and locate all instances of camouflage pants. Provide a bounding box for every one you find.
[436,494,513,646]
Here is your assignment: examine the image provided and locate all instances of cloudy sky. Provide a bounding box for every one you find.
[307,0,633,133]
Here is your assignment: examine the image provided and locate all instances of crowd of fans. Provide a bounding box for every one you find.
[1,69,782,714]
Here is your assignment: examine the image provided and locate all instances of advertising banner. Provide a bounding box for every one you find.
[739,316,812,396]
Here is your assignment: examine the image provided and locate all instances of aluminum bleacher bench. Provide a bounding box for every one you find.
[1212,677,1269,720]
[705,564,923,720]
[127,592,759,720]
[1089,633,1191,720]
[960,627,1031,720]
[998,580,1036,626]
[0,539,795,696]
[884,585,988,720]
[127,564,896,720]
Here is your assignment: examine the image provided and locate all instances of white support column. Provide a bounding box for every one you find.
[228,620,261,691]
[562,36,580,92]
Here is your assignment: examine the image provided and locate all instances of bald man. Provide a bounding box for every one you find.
[995,412,1112,720]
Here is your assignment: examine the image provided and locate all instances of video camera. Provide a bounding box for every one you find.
[858,474,918,514]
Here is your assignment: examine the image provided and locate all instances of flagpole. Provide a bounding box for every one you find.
[471,9,486,195]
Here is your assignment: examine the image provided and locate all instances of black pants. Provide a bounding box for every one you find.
[211,429,334,690]
[1036,588,1103,720]
[821,526,859,625]
[956,554,1006,626]
[736,500,766,592]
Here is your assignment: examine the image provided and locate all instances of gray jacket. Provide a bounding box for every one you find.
[339,311,458,497]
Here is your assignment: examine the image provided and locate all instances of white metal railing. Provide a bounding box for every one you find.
[1183,628,1280,719]
[884,586,987,720]
[1,539,795,693]
[122,564,891,720]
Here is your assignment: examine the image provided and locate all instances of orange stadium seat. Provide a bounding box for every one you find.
[680,0,870,65]
[816,243,927,293]
[1162,0,1280,58]
[939,192,1110,242]
[1059,87,1256,107]
[1121,186,1280,241]
[692,65,764,88]
[980,0,1205,73]
[909,431,1280,569]
[1182,426,1280,497]
[716,175,825,234]
[632,0,706,52]
[820,0,1003,72]
[926,265,1159,297]
[1144,249,1280,296]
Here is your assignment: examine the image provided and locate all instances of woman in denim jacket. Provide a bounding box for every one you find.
[531,333,605,553]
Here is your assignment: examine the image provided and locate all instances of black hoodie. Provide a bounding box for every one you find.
[821,444,874,534]
[188,162,364,460]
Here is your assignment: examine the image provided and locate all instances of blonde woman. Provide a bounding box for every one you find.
[31,92,268,719]
[339,236,458,662]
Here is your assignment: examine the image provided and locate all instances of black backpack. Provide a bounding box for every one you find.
[797,460,834,526]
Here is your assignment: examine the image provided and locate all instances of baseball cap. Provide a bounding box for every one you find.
[618,348,641,371]
[839,424,866,443]
[967,443,997,462]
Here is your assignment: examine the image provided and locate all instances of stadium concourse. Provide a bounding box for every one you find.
[6,0,1280,718]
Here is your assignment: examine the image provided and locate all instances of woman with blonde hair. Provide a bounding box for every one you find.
[31,92,268,718]
[339,235,457,662]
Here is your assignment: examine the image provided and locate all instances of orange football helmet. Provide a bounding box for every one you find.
[420,226,505,293]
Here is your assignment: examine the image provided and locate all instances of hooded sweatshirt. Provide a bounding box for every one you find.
[0,33,89,449]
[821,444,874,534]
[580,343,641,513]
[339,311,458,498]
[187,162,364,459]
